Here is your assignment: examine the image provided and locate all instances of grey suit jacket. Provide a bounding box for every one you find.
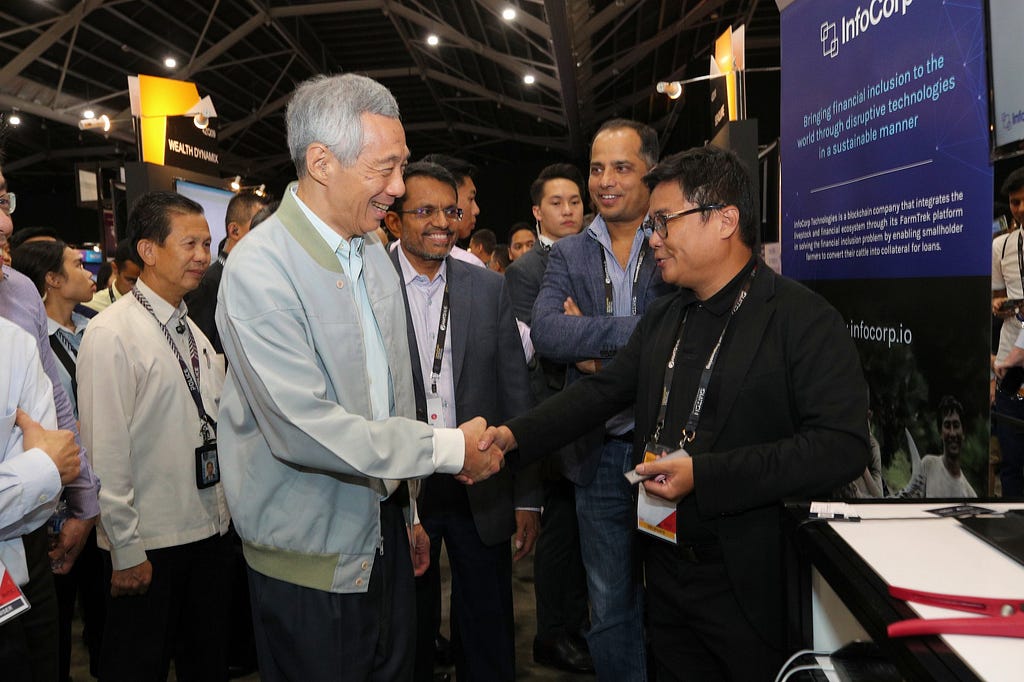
[390,249,540,545]
[504,240,549,325]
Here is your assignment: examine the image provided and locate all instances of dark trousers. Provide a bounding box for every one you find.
[99,533,232,682]
[248,502,415,682]
[55,527,106,681]
[413,511,515,682]
[0,525,58,682]
[644,540,785,682]
[995,391,1024,496]
[533,477,588,639]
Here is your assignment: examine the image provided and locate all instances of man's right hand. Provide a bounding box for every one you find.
[16,409,79,485]
[456,417,504,484]
[110,560,153,597]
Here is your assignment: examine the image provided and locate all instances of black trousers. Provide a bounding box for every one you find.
[532,477,589,640]
[413,510,515,682]
[0,524,58,682]
[99,533,232,682]
[55,527,106,681]
[644,539,785,682]
[248,501,415,682]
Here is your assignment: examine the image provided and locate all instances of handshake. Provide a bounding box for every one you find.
[455,417,518,485]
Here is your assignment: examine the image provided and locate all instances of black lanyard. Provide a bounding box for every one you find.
[651,266,758,448]
[132,288,216,441]
[429,284,451,396]
[600,244,646,315]
[107,285,116,304]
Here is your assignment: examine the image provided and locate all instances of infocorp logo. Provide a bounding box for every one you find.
[820,0,913,59]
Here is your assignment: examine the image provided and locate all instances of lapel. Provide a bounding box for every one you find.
[705,263,777,446]
[584,235,608,315]
[446,257,471,393]
[277,183,343,274]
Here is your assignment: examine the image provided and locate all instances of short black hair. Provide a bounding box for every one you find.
[9,226,59,251]
[419,153,477,186]
[127,191,204,268]
[225,191,271,230]
[593,119,659,168]
[11,239,67,296]
[643,145,756,248]
[470,228,496,257]
[251,201,280,229]
[530,163,586,206]
[1002,168,1024,196]
[393,161,459,213]
[113,238,134,268]
[492,245,510,271]
[507,221,533,243]
[936,395,963,431]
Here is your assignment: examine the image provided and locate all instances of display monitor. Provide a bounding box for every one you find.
[988,0,1024,158]
[173,179,232,256]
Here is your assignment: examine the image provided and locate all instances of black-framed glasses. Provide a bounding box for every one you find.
[0,192,15,216]
[648,203,725,238]
[397,206,463,221]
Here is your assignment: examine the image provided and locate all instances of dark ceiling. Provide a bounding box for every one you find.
[0,0,780,230]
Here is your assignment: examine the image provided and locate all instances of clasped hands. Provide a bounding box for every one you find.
[455,418,519,485]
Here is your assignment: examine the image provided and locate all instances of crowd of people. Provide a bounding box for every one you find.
[1,73,876,682]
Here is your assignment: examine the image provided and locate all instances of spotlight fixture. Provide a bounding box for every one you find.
[78,114,111,132]
[523,74,536,85]
[193,114,209,130]
[230,176,241,192]
[254,184,266,198]
[186,95,217,131]
[82,109,95,119]
[164,56,177,69]
[501,7,516,21]
[656,81,683,100]
[426,34,439,47]
[8,113,21,126]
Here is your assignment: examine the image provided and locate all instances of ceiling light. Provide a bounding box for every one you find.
[523,74,536,85]
[502,7,516,21]
[255,184,266,198]
[78,114,111,132]
[230,176,241,192]
[82,109,95,119]
[426,34,439,47]
[8,113,21,126]
[164,56,177,69]
[193,113,209,130]
[656,81,683,100]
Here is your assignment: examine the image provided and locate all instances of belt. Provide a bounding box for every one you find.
[603,430,634,444]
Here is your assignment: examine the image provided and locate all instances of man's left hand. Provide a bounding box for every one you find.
[409,523,430,577]
[512,509,541,562]
[636,456,695,504]
[49,516,96,574]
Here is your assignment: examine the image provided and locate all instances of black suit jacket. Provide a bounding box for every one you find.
[185,257,225,353]
[509,261,870,644]
[390,250,540,546]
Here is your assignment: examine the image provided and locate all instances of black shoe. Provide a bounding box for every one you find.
[533,633,596,674]
[434,634,454,666]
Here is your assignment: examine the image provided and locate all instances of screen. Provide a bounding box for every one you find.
[989,0,1024,152]
[174,179,231,256]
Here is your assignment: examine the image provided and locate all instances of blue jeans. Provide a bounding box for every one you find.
[575,439,647,682]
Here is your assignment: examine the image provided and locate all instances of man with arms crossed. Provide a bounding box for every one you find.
[215,74,504,682]
[485,146,869,680]
[529,120,669,680]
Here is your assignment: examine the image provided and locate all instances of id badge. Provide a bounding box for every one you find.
[426,396,446,428]
[636,442,678,544]
[196,441,220,489]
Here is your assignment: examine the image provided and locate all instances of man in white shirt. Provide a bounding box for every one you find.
[0,318,80,680]
[78,191,231,681]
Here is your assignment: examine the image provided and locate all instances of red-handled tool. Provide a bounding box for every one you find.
[887,586,1024,639]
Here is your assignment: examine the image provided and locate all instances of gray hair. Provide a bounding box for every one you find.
[286,74,401,176]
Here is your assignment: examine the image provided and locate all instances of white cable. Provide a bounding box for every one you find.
[781,664,826,682]
[773,650,831,682]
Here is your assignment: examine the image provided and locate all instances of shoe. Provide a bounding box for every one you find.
[533,633,596,674]
[434,634,454,666]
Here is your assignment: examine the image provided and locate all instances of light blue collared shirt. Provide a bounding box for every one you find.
[292,188,393,422]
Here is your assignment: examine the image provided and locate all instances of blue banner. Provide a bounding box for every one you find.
[780,0,990,280]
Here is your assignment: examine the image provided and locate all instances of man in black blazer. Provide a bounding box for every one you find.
[483,146,870,681]
[385,161,540,682]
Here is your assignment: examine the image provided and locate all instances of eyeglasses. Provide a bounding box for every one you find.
[648,203,725,239]
[397,206,463,221]
[0,192,15,216]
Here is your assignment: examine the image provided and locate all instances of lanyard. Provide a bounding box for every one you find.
[651,265,758,448]
[107,285,116,304]
[429,284,451,396]
[132,288,216,441]
[600,245,646,316]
